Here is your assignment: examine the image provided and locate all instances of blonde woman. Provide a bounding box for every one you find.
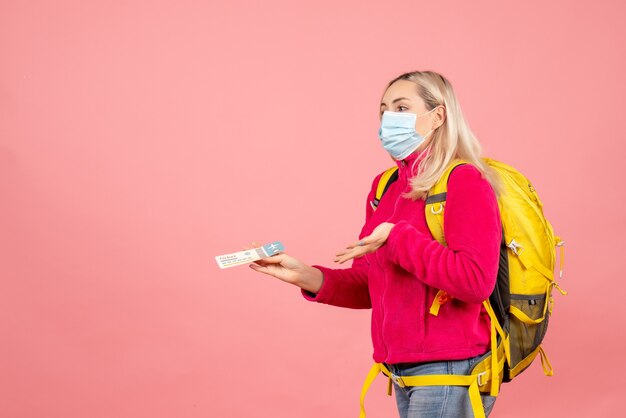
[246,71,503,417]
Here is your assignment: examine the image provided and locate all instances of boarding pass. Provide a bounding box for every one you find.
[215,241,285,269]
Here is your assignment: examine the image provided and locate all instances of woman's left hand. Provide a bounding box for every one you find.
[333,222,395,264]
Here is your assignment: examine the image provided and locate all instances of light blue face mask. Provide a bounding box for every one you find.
[378,108,437,160]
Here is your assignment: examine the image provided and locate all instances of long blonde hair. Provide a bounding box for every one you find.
[382,70,504,200]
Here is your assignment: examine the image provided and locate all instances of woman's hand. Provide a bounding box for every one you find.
[334,222,395,264]
[245,242,323,293]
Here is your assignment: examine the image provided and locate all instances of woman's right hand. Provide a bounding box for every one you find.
[244,241,323,294]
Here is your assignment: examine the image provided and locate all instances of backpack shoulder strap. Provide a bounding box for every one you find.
[372,166,399,210]
[424,158,469,245]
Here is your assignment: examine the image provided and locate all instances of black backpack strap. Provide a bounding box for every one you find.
[372,167,399,209]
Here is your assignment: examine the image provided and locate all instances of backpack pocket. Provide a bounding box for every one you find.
[508,292,550,378]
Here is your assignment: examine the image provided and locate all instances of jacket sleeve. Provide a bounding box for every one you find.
[300,172,384,309]
[385,164,502,304]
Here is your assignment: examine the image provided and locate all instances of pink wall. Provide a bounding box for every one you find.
[1,0,624,416]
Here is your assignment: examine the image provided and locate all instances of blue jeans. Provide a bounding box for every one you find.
[383,354,497,418]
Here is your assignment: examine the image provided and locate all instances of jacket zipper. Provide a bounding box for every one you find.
[376,159,408,360]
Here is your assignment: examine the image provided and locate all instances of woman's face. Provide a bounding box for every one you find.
[379,80,443,159]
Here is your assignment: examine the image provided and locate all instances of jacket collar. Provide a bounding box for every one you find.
[394,146,431,177]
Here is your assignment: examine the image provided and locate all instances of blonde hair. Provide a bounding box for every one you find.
[382,70,504,200]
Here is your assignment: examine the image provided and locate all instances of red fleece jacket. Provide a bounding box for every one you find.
[302,149,502,364]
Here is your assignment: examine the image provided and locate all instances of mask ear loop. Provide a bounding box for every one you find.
[417,107,438,118]
[410,106,443,176]
[411,139,433,177]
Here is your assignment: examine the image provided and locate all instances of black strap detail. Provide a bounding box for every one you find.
[425,192,447,204]
[374,170,399,208]
[381,170,399,198]
[378,162,468,207]
[424,163,469,204]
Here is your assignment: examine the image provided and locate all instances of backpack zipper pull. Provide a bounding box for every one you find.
[555,236,565,279]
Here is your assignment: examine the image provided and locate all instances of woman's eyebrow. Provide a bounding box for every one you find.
[380,97,410,106]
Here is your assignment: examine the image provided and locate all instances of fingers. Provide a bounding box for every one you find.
[334,247,366,264]
[345,237,374,250]
[249,263,270,274]
[334,235,381,264]
[335,254,357,264]
[345,240,363,250]
[243,241,267,266]
[257,253,285,263]
[243,241,263,251]
[336,239,367,255]
[339,236,372,257]
[242,241,290,274]
[335,248,350,257]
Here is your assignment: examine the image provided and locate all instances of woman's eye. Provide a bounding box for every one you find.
[379,106,407,116]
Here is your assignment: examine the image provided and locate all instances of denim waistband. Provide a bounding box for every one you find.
[383,352,487,376]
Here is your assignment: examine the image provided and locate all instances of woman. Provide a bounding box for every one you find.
[246,70,504,417]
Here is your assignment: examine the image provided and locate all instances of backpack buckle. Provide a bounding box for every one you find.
[508,239,524,256]
[390,374,406,388]
[476,371,488,386]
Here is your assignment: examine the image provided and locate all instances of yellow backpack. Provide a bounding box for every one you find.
[359,157,567,418]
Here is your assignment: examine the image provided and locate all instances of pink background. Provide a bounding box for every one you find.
[1,0,624,417]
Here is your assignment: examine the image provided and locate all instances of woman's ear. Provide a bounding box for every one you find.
[433,106,446,130]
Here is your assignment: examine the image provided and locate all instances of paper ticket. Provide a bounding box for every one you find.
[215,241,285,269]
